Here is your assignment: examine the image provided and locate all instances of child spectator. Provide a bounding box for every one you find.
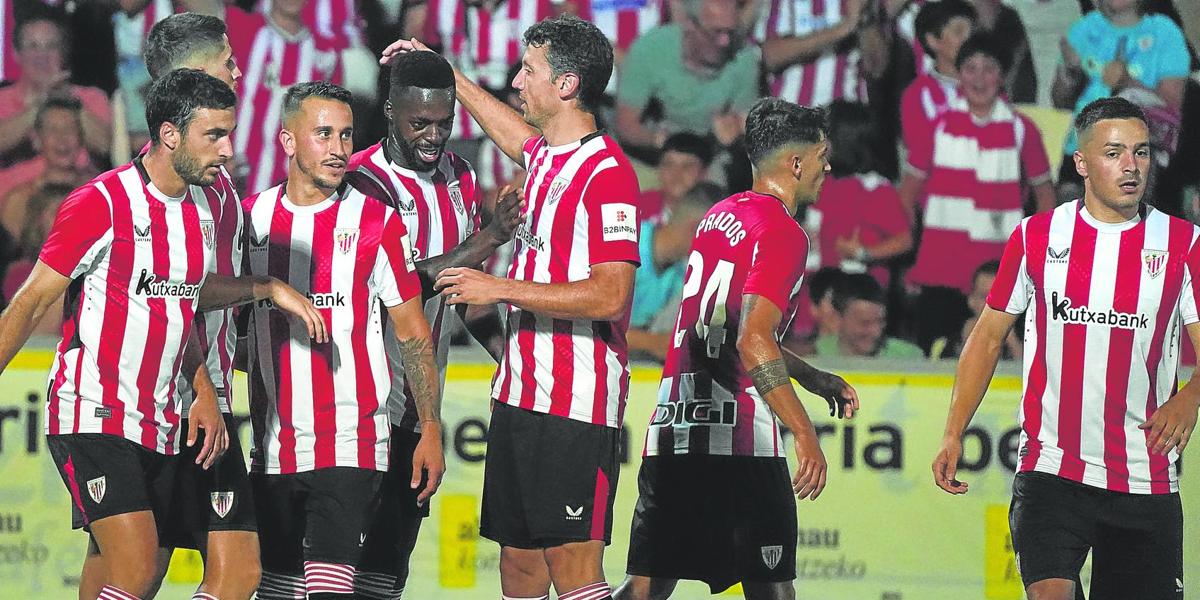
[640,133,713,224]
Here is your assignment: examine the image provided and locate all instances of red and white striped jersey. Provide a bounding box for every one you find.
[756,0,868,107]
[243,183,422,474]
[177,169,243,416]
[907,98,1051,293]
[227,7,343,195]
[424,0,554,139]
[899,70,958,159]
[349,141,483,432]
[987,200,1200,494]
[646,192,808,457]
[257,0,364,50]
[493,134,641,428]
[40,161,220,454]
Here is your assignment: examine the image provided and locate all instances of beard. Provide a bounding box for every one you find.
[389,133,441,172]
[172,146,219,187]
[297,154,342,191]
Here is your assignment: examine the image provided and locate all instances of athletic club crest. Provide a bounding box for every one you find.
[211,491,234,519]
[1143,250,1167,278]
[335,228,359,255]
[200,220,215,249]
[760,545,783,570]
[546,177,570,205]
[449,187,465,214]
[86,476,106,504]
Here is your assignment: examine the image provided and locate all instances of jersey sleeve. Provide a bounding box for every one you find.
[462,161,483,232]
[373,210,422,307]
[900,82,933,176]
[1018,114,1053,186]
[38,184,113,279]
[743,222,807,313]
[865,179,909,237]
[985,223,1033,315]
[584,160,641,266]
[1179,234,1200,326]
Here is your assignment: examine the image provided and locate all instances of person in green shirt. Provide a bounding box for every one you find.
[815,272,925,359]
[613,0,761,159]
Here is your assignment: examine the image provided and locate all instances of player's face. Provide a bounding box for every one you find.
[33,108,82,171]
[958,54,1002,113]
[658,151,706,201]
[513,45,559,128]
[174,107,235,186]
[288,98,354,192]
[795,139,831,205]
[839,299,886,357]
[386,86,455,171]
[184,36,242,88]
[1076,118,1150,214]
[931,16,973,66]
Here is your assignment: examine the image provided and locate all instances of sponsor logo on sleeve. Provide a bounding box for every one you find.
[601,203,637,242]
[401,235,417,272]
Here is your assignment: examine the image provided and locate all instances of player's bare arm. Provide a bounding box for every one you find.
[0,261,70,373]
[181,328,229,470]
[436,261,636,322]
[388,297,446,506]
[199,273,328,343]
[739,293,828,500]
[412,185,524,298]
[781,337,860,418]
[380,39,538,164]
[1139,321,1200,456]
[933,306,1020,495]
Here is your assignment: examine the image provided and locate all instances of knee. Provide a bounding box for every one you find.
[500,552,545,582]
[543,544,601,579]
[1027,579,1076,600]
[205,541,262,599]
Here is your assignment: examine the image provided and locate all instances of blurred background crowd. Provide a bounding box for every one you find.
[1,0,1197,362]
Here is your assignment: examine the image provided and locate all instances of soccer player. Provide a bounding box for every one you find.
[385,16,641,600]
[615,98,860,600]
[242,82,442,600]
[933,96,1199,600]
[348,50,520,599]
[0,68,324,600]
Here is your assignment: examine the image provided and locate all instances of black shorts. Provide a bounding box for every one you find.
[1009,471,1183,599]
[46,433,179,537]
[252,467,384,572]
[626,455,797,593]
[480,402,621,549]
[358,428,430,584]
[160,414,257,551]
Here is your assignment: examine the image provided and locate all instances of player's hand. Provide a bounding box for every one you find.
[435,267,504,306]
[792,431,828,500]
[485,184,525,243]
[379,37,434,66]
[932,436,969,494]
[412,422,446,506]
[187,388,228,471]
[1139,392,1200,456]
[269,278,329,343]
[803,370,860,419]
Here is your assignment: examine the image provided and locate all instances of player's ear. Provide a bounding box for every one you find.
[1073,150,1087,180]
[556,72,581,102]
[384,100,394,123]
[280,128,296,159]
[159,121,180,151]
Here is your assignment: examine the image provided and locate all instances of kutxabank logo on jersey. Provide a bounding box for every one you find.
[134,270,201,299]
[1049,292,1149,329]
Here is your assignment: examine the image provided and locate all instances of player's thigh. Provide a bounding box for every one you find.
[1008,472,1094,588]
[742,580,796,600]
[89,511,162,582]
[1090,492,1183,600]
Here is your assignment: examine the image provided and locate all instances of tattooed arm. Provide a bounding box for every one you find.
[738,294,828,500]
[780,337,860,419]
[386,297,445,505]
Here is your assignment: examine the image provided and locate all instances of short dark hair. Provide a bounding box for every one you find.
[674,181,726,218]
[744,98,827,166]
[16,12,67,53]
[832,273,885,313]
[1074,96,1147,141]
[282,81,353,125]
[145,69,236,144]
[914,0,976,58]
[389,50,456,96]
[661,133,715,168]
[826,100,883,177]
[35,94,82,131]
[974,260,1001,282]
[522,16,613,113]
[955,32,1011,74]
[807,267,846,304]
[144,13,228,81]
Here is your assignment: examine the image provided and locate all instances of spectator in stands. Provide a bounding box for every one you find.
[0,13,111,167]
[900,32,1055,355]
[0,96,94,210]
[1052,0,1189,196]
[803,100,910,288]
[0,182,72,331]
[756,0,869,108]
[937,259,1021,360]
[789,266,846,356]
[899,0,975,165]
[641,133,713,224]
[815,272,924,358]
[968,0,1036,104]
[614,0,760,160]
[628,182,725,362]
[111,0,180,155]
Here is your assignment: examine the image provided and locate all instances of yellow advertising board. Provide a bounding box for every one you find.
[0,352,1195,599]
